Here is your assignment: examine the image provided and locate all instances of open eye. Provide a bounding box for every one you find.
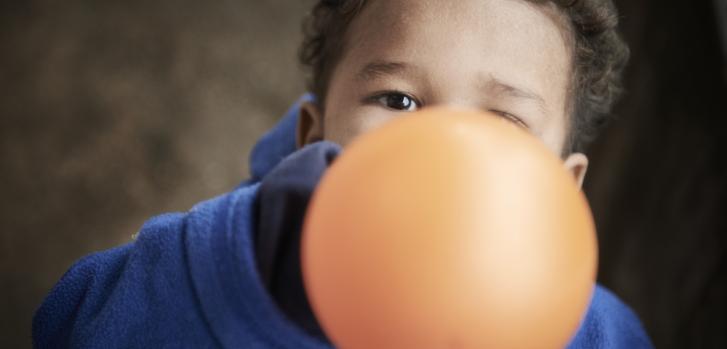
[374,92,420,111]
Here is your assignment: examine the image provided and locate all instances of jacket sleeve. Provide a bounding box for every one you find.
[32,241,134,348]
[567,285,654,348]
[31,212,215,349]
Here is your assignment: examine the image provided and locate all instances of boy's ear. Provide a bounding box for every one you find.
[563,152,589,189]
[296,101,324,148]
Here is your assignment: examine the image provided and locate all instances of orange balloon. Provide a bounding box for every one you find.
[301,108,597,349]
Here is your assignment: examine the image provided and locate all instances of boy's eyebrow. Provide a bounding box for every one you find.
[357,60,413,81]
[480,75,548,112]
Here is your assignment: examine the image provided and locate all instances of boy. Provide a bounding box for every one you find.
[33,0,652,348]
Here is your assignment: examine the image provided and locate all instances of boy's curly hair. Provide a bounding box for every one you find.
[299,0,630,153]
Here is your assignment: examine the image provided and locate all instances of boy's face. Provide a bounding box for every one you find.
[298,0,589,186]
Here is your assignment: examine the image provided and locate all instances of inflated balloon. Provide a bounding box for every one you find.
[301,108,597,349]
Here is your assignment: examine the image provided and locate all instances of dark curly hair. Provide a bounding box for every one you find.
[299,0,630,153]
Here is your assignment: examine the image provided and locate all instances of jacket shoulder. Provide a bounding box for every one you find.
[32,212,200,348]
[568,285,653,348]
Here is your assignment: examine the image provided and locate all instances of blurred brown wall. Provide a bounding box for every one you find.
[1,0,725,348]
[1,1,314,347]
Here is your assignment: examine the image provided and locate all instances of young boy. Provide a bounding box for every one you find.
[33,0,652,347]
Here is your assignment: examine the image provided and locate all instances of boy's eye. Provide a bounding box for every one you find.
[375,92,419,111]
[490,110,528,129]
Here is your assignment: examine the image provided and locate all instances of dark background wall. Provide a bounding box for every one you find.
[585,0,727,347]
[1,0,725,348]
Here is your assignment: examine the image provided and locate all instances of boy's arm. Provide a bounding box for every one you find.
[32,243,133,348]
[568,285,654,348]
[31,212,216,348]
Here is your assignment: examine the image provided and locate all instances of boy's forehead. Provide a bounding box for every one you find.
[343,0,570,99]
[345,0,570,61]
[331,0,574,153]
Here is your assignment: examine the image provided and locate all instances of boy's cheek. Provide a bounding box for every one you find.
[325,107,400,147]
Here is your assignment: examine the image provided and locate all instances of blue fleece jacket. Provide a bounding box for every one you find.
[32,95,653,348]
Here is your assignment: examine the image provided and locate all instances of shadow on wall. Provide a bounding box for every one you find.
[587,0,727,348]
